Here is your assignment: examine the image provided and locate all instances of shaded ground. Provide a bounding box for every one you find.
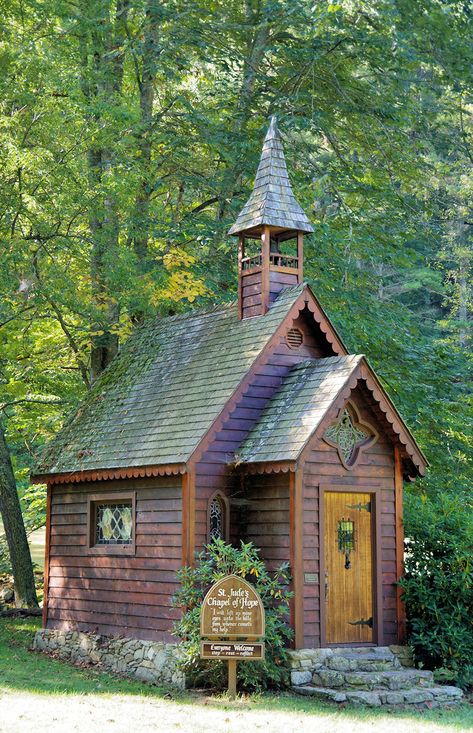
[1,618,472,733]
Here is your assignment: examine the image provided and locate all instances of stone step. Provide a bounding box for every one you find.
[289,646,410,677]
[292,666,433,689]
[293,684,463,708]
[325,651,401,673]
[311,667,434,691]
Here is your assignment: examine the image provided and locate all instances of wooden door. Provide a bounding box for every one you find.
[324,491,374,644]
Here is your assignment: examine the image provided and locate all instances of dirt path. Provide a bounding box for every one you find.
[0,688,471,733]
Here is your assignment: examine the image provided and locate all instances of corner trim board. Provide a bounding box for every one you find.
[42,483,52,628]
[394,445,407,643]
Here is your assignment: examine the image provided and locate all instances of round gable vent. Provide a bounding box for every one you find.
[286,327,303,349]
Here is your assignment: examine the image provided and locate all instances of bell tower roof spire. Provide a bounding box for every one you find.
[228,116,314,237]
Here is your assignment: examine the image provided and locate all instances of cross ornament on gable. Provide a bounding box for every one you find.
[323,401,378,469]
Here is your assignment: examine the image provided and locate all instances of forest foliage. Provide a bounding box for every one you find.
[0,0,471,654]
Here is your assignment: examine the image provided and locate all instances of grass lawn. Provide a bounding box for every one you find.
[0,617,472,733]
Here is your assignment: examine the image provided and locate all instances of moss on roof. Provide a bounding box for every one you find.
[237,355,363,463]
[33,285,305,476]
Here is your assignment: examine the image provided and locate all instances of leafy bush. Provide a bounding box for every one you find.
[172,539,293,691]
[400,491,473,689]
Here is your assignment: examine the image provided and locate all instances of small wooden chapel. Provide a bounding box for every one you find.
[33,117,427,652]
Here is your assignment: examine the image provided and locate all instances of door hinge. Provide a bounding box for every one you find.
[346,500,371,513]
[348,616,373,628]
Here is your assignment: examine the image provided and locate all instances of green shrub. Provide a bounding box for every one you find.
[400,491,473,689]
[172,539,293,691]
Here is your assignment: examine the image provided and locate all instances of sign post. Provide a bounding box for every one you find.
[200,574,265,699]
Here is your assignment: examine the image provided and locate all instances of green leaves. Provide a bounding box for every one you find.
[401,491,473,689]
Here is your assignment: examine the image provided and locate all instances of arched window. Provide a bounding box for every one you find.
[207,492,229,543]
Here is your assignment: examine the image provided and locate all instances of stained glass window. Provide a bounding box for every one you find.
[209,495,224,541]
[96,503,132,545]
[325,408,369,466]
[338,518,355,553]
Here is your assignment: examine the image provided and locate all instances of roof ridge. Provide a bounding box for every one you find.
[140,282,306,330]
[150,300,234,325]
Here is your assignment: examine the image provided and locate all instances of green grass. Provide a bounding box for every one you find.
[0,616,472,732]
[0,617,160,697]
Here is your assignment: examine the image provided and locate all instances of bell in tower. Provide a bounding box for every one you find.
[228,116,314,319]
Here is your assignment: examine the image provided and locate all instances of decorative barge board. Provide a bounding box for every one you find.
[32,117,428,669]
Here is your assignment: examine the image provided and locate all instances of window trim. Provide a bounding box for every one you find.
[206,490,230,544]
[87,491,136,555]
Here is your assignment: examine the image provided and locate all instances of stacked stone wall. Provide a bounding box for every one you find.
[34,629,184,689]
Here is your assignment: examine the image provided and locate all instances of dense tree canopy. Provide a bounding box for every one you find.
[0,0,471,554]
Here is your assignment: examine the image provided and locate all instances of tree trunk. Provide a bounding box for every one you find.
[457,263,469,349]
[0,422,38,608]
[83,1,129,382]
[216,1,270,221]
[132,0,162,267]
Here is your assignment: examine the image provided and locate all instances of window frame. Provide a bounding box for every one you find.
[87,491,136,555]
[206,490,230,544]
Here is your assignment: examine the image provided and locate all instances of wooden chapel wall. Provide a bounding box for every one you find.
[46,475,183,642]
[193,310,328,555]
[301,388,399,648]
[238,473,291,572]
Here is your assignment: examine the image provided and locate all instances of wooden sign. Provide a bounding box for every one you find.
[201,641,264,660]
[200,575,265,699]
[200,574,265,639]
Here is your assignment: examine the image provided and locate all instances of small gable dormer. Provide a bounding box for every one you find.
[228,116,314,319]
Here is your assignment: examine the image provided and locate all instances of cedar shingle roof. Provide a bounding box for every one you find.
[33,285,305,477]
[228,117,314,236]
[237,355,363,463]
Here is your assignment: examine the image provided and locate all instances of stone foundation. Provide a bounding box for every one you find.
[33,629,185,690]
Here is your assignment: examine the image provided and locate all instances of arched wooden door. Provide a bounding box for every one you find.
[324,491,374,644]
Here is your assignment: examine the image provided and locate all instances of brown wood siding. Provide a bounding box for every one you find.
[241,271,263,318]
[301,390,399,648]
[47,476,182,642]
[269,270,298,304]
[193,311,330,556]
[242,473,290,572]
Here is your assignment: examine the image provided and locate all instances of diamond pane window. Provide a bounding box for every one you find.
[96,503,132,545]
[209,496,224,541]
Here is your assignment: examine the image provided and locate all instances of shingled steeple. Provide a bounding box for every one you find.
[230,117,314,319]
[229,116,314,237]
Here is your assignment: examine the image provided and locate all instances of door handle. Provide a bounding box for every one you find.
[325,571,329,600]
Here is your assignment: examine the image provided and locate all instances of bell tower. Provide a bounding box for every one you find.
[229,116,314,319]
